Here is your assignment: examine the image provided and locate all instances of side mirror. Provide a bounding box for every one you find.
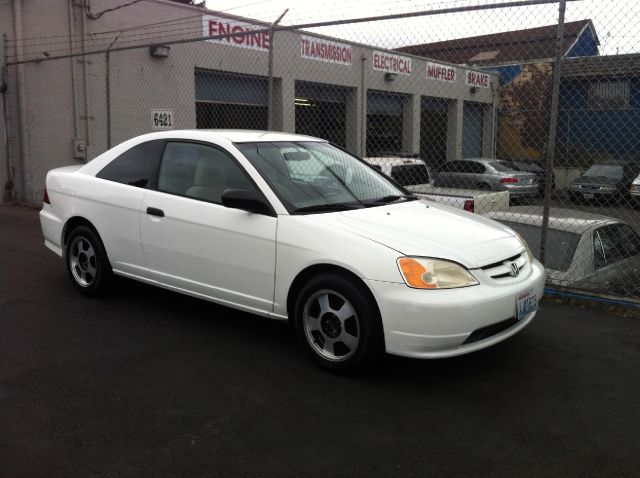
[221,189,272,215]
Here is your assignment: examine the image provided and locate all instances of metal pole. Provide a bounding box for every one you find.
[268,9,288,131]
[106,50,111,149]
[540,0,566,266]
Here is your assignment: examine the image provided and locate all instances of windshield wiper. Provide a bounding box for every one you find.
[294,203,362,213]
[363,194,419,205]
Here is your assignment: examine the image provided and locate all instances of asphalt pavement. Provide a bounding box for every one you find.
[1,205,639,477]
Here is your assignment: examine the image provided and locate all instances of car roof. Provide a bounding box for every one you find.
[132,129,327,144]
[484,206,621,234]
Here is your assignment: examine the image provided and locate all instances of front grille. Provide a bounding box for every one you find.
[481,253,527,280]
[462,317,519,345]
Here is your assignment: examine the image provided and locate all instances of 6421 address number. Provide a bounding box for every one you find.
[152,109,174,130]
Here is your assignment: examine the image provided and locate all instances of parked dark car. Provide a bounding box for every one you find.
[569,160,640,205]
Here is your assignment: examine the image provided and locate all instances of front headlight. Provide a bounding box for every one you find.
[397,257,479,289]
[516,233,534,263]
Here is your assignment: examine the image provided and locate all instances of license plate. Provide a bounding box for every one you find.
[516,288,538,320]
[583,193,594,199]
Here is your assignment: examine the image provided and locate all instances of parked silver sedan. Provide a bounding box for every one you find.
[484,206,640,294]
[434,158,538,198]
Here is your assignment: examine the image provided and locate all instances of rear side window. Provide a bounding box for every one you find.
[97,140,164,187]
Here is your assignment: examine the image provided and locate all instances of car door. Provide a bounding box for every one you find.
[140,140,278,314]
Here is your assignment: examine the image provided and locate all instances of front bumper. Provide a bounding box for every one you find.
[367,259,545,359]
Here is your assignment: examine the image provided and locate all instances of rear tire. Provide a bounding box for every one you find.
[293,273,384,374]
[65,225,112,296]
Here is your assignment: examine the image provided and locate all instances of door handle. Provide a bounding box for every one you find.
[146,207,164,218]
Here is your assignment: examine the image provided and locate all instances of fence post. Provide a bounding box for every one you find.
[540,0,566,266]
[268,10,288,131]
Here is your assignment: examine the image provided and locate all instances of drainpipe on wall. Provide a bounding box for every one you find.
[13,0,29,201]
[1,33,14,202]
[80,3,90,157]
[68,0,79,140]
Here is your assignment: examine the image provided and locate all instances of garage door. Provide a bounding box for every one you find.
[295,81,348,147]
[462,102,485,158]
[367,91,405,156]
[195,69,268,130]
[421,96,449,168]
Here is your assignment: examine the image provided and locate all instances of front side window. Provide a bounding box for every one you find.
[157,142,256,204]
[236,141,408,212]
[96,140,164,187]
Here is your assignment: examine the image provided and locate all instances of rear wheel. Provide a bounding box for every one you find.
[293,274,384,374]
[66,225,112,296]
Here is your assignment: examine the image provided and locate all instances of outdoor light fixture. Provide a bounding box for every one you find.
[384,72,397,82]
[470,86,478,94]
[149,45,171,58]
[294,97,313,107]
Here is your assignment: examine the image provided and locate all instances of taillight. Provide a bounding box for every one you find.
[463,199,474,212]
[500,177,519,183]
[43,186,50,204]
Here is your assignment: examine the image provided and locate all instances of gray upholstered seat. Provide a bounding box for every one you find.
[185,158,228,203]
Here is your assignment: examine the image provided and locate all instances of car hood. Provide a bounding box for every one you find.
[308,200,523,268]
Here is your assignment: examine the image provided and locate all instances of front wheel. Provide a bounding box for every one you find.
[66,225,112,296]
[293,274,384,374]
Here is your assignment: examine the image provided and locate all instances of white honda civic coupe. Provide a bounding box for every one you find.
[40,130,545,373]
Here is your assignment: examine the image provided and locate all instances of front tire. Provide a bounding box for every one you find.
[293,273,384,374]
[66,225,112,296]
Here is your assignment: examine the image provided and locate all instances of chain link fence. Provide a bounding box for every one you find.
[3,0,640,300]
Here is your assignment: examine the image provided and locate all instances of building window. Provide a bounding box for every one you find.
[588,81,630,110]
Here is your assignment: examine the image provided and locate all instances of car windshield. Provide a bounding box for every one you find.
[490,161,519,173]
[584,164,624,179]
[236,141,410,213]
[499,221,580,272]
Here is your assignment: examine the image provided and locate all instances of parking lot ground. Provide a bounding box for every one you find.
[1,205,640,477]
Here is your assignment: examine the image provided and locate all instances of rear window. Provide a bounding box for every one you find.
[490,161,518,173]
[584,164,624,179]
[390,164,430,186]
[498,221,580,272]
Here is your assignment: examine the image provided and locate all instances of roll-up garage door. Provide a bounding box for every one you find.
[295,81,348,147]
[366,91,405,156]
[462,102,485,159]
[195,69,268,130]
[421,96,449,168]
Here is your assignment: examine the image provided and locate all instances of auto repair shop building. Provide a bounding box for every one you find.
[1,0,498,203]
